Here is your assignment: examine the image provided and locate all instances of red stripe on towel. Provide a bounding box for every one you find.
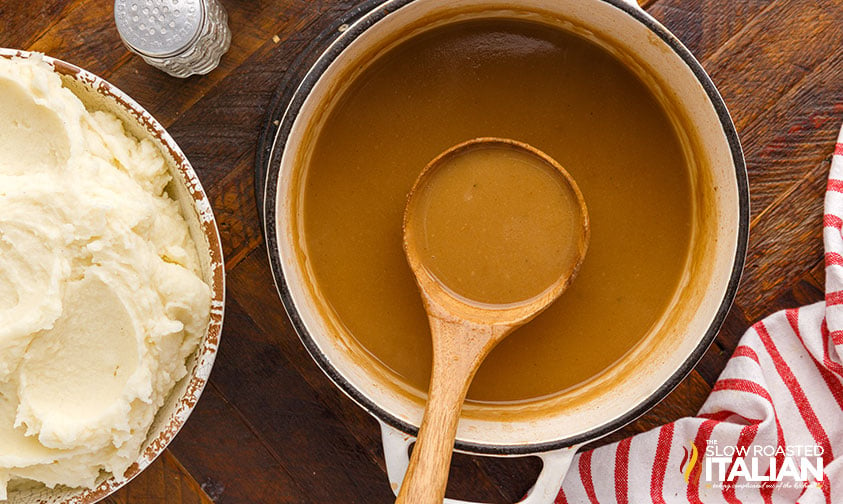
[614,437,632,504]
[578,450,599,504]
[650,423,674,504]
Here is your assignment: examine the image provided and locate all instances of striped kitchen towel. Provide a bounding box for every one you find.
[557,127,843,504]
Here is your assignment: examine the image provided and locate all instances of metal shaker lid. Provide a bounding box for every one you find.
[114,0,205,58]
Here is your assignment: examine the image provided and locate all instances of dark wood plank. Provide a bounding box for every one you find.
[705,0,843,135]
[740,51,843,222]
[104,451,213,504]
[647,0,774,61]
[168,385,310,503]
[207,295,397,503]
[0,1,79,49]
[715,257,825,361]
[807,254,826,292]
[776,261,826,309]
[736,156,829,321]
[209,160,263,270]
[25,1,132,76]
[468,456,543,503]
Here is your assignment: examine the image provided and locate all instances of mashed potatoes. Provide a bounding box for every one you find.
[0,55,210,498]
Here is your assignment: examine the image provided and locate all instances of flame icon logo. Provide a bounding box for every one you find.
[679,442,699,483]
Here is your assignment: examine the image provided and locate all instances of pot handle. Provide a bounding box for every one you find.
[380,421,579,504]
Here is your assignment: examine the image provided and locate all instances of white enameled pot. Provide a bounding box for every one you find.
[263,1,748,502]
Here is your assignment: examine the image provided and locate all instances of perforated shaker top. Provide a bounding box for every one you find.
[114,0,205,58]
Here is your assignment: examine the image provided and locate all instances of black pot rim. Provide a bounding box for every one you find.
[261,0,749,456]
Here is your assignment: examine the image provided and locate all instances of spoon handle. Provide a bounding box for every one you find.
[396,318,501,504]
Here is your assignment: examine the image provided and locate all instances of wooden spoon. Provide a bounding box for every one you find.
[397,138,590,503]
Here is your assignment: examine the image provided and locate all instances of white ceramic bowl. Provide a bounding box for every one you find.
[263,1,748,502]
[0,49,225,504]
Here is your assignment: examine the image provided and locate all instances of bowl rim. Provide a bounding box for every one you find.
[0,48,226,501]
[262,0,749,455]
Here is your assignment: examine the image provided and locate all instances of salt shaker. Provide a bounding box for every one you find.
[114,0,231,78]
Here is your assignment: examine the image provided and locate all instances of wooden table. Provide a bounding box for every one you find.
[3,0,842,502]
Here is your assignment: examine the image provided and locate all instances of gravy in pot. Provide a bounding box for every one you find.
[300,19,693,402]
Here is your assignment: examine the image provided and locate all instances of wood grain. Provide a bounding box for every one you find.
[205,296,396,503]
[0,1,76,49]
[103,452,213,504]
[168,385,310,503]
[4,0,841,501]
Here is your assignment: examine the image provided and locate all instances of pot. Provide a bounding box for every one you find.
[262,1,748,501]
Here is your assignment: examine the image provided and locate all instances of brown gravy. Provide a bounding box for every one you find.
[301,19,693,402]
